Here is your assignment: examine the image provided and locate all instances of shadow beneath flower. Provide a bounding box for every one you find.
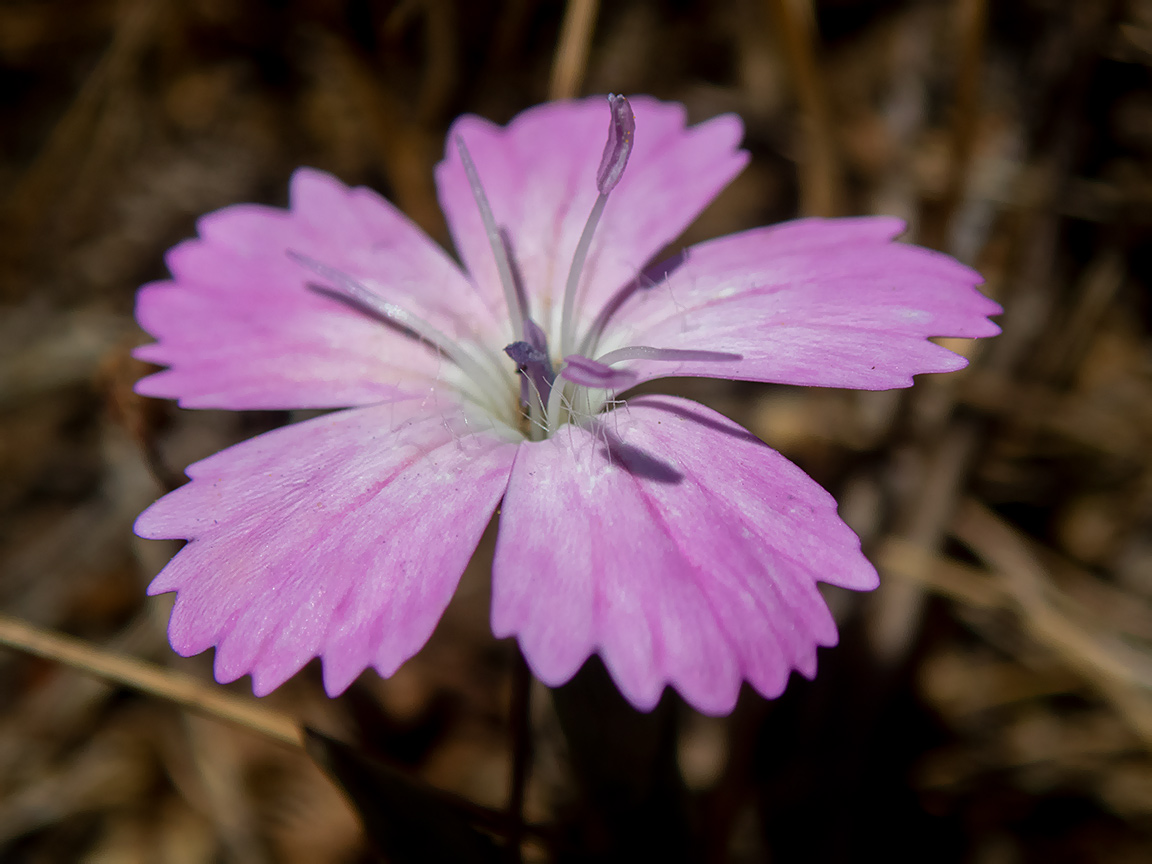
[603,438,683,484]
[585,415,683,485]
[640,248,691,287]
[583,417,682,484]
[585,393,772,485]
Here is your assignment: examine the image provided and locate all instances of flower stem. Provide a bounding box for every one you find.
[549,657,693,860]
[505,650,533,863]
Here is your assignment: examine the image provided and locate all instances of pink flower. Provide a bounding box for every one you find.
[134,95,1000,715]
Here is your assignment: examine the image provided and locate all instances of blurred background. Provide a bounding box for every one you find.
[2,0,1152,861]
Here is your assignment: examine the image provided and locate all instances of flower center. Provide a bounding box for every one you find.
[294,95,741,443]
[457,94,637,440]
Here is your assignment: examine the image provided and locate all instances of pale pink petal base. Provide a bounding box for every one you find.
[491,395,877,716]
[137,398,518,696]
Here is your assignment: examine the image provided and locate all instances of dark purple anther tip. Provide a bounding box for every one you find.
[504,341,548,367]
[596,94,636,195]
[506,339,556,408]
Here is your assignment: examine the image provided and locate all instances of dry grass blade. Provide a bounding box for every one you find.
[869,421,983,662]
[876,536,1007,610]
[952,500,1152,748]
[549,0,600,101]
[764,0,842,216]
[0,613,304,749]
[922,0,987,250]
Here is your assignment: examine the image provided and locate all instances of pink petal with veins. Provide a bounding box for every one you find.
[136,168,500,410]
[137,397,518,696]
[597,217,1002,390]
[491,395,876,715]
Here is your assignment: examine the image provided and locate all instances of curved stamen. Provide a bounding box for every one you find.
[544,372,573,437]
[594,346,743,366]
[504,340,555,415]
[454,136,525,342]
[558,194,608,359]
[559,354,637,389]
[545,345,742,433]
[290,252,512,415]
[512,318,553,438]
[558,95,636,359]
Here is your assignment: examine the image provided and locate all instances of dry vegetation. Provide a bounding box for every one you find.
[2,0,1152,861]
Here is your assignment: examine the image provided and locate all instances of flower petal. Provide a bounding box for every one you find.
[136,397,519,696]
[596,217,1003,389]
[136,167,502,409]
[491,395,876,715]
[435,96,748,341]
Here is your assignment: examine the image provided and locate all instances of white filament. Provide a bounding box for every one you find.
[594,346,741,366]
[454,136,525,343]
[558,192,608,359]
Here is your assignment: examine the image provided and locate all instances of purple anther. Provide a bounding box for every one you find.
[559,354,639,390]
[596,95,636,195]
[504,341,548,367]
[505,339,555,408]
[522,317,549,355]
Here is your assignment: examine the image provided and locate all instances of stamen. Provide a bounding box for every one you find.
[594,346,743,366]
[499,227,531,328]
[289,252,511,414]
[506,318,553,439]
[522,317,550,356]
[544,375,570,438]
[558,354,638,389]
[504,341,549,369]
[454,136,525,342]
[558,95,636,359]
[503,339,555,441]
[596,94,637,195]
[504,340,555,413]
